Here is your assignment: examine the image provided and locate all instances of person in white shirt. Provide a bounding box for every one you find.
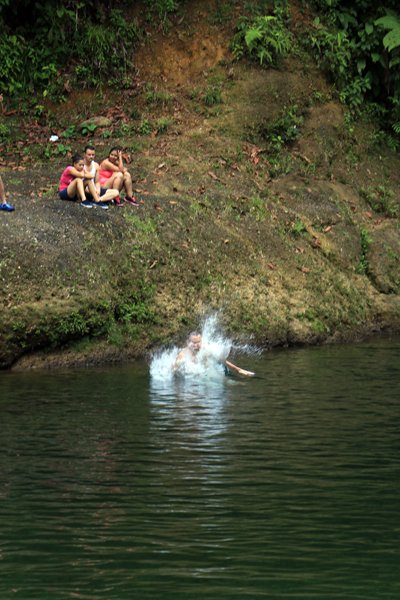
[83,145,120,205]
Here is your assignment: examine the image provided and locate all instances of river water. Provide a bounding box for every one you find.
[0,335,399,599]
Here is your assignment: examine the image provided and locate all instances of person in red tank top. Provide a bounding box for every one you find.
[58,154,99,208]
[99,147,138,206]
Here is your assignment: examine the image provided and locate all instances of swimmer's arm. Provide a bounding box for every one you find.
[174,350,185,371]
[225,359,255,377]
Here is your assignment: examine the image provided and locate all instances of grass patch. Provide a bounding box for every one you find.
[356,228,372,275]
[359,185,398,218]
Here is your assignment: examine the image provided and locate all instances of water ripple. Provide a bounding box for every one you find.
[1,340,400,598]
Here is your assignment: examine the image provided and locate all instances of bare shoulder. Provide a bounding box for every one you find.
[176,349,186,361]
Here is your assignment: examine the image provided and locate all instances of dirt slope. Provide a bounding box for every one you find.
[0,0,399,369]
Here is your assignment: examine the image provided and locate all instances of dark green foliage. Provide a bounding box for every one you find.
[376,13,400,53]
[0,1,141,97]
[0,34,26,94]
[303,1,400,133]
[114,283,158,325]
[5,304,113,359]
[1,0,400,138]
[143,0,178,30]
[79,9,140,81]
[357,228,372,274]
[232,10,292,66]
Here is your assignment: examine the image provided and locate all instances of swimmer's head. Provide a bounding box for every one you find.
[187,332,202,354]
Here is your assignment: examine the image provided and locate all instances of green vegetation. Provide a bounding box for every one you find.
[144,0,178,30]
[156,117,173,134]
[123,214,158,241]
[138,118,154,135]
[204,86,223,106]
[249,196,268,221]
[302,0,400,133]
[80,123,98,136]
[0,0,399,136]
[232,11,292,66]
[360,185,398,217]
[357,228,372,274]
[0,122,10,141]
[1,0,400,367]
[115,288,157,326]
[3,304,112,355]
[0,279,159,363]
[145,83,174,107]
[0,2,141,100]
[258,104,304,151]
[291,220,307,237]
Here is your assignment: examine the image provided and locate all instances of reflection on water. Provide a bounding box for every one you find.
[151,374,229,435]
[0,337,400,599]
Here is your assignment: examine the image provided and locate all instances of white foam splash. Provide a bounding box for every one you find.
[149,314,259,381]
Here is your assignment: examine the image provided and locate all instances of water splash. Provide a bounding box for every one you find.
[149,314,259,381]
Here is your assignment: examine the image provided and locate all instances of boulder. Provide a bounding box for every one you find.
[79,116,112,130]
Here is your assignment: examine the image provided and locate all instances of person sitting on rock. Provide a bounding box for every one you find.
[0,174,15,211]
[99,147,138,206]
[58,153,108,209]
[83,145,120,205]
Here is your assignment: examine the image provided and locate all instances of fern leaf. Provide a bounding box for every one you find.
[392,121,400,134]
[245,28,262,49]
[258,48,272,66]
[375,15,400,31]
[383,30,400,52]
[375,14,400,52]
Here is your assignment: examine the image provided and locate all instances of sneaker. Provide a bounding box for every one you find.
[80,200,93,208]
[93,201,109,210]
[114,197,123,207]
[124,196,139,207]
[0,202,15,211]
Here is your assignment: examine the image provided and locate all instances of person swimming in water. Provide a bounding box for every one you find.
[174,331,255,376]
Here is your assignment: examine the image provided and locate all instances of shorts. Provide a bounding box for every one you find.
[59,188,77,201]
